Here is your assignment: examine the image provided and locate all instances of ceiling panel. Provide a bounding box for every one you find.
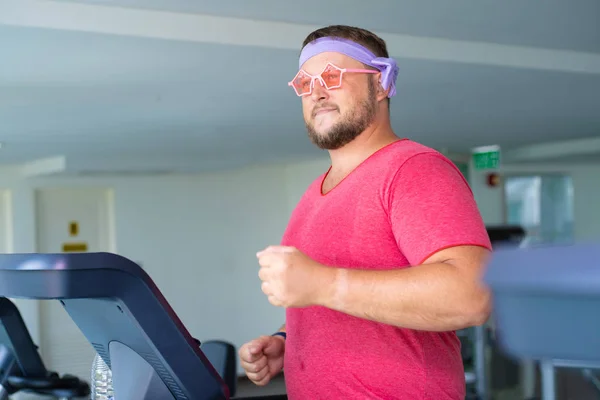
[54,0,600,53]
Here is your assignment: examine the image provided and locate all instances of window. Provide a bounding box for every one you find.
[504,174,574,246]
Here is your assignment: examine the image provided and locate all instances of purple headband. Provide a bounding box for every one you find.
[299,37,399,97]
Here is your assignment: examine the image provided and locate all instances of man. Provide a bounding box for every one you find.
[239,25,492,399]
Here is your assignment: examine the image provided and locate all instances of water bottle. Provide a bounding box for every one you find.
[91,353,114,400]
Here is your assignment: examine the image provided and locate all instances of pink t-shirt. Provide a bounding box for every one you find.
[281,139,491,400]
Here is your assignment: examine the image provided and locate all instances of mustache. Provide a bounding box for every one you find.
[312,103,338,118]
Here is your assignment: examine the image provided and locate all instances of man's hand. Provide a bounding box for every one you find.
[257,245,330,308]
[239,335,285,386]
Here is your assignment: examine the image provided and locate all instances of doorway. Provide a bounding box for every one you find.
[0,190,12,253]
[35,187,115,382]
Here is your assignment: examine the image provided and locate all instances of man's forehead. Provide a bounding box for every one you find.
[300,52,358,73]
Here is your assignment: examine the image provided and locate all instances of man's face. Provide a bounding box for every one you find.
[298,52,378,150]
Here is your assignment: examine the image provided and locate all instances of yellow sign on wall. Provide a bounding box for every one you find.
[62,242,88,253]
[69,221,79,236]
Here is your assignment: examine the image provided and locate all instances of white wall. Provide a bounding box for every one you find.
[470,162,600,242]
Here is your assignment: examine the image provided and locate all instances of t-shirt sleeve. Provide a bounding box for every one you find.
[388,152,492,266]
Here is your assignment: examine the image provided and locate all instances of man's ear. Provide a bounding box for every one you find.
[375,73,389,101]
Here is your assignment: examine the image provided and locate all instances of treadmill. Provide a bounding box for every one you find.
[0,296,90,398]
[462,225,527,400]
[484,242,600,400]
[0,252,287,400]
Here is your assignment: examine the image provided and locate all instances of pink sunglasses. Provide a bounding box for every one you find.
[288,62,378,96]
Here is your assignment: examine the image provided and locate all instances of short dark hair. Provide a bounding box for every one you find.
[301,25,389,58]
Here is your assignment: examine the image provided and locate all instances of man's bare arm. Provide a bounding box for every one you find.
[314,245,492,331]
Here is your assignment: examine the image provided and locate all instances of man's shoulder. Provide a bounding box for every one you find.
[375,139,456,177]
[383,139,445,162]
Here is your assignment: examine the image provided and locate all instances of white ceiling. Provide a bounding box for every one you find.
[1,0,600,175]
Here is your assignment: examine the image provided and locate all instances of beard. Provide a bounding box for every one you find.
[305,79,377,150]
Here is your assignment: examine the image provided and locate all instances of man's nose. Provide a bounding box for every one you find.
[310,78,329,101]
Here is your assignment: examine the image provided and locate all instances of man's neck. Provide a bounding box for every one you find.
[328,122,399,174]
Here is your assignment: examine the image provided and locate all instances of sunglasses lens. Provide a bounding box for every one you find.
[291,70,312,95]
[320,64,342,89]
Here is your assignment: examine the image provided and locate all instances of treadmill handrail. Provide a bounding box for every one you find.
[485,243,600,296]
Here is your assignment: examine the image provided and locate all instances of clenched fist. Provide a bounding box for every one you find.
[257,246,331,308]
[239,335,285,386]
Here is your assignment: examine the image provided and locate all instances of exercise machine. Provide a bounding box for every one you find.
[0,252,287,400]
[462,225,527,400]
[485,242,600,400]
[0,297,89,399]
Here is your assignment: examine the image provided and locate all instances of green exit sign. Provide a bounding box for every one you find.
[472,145,500,170]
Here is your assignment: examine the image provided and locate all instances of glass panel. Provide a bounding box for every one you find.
[505,174,574,246]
